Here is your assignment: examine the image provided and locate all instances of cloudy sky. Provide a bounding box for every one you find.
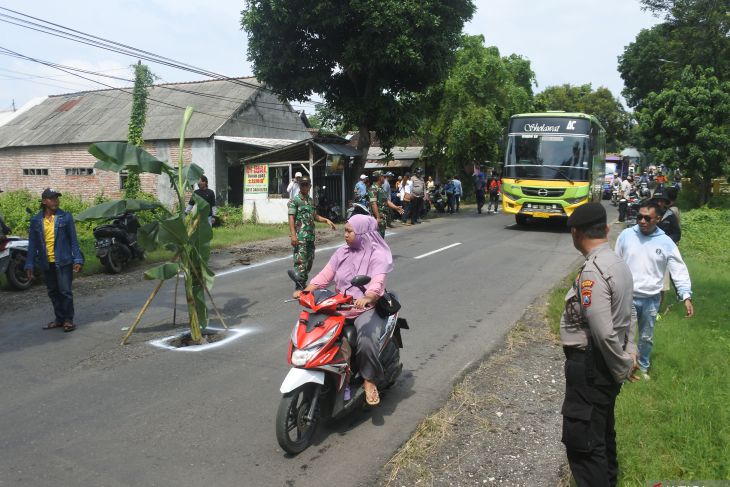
[0,0,660,113]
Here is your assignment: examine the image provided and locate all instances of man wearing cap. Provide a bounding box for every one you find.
[287,171,303,199]
[185,175,217,226]
[25,188,85,332]
[354,174,369,206]
[615,200,693,380]
[368,171,404,237]
[288,177,336,289]
[560,203,638,487]
[652,188,681,243]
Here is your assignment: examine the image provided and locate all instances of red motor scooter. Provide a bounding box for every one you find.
[275,274,408,454]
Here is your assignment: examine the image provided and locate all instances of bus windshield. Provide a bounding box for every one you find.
[504,134,592,181]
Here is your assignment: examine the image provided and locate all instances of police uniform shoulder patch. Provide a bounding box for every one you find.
[582,289,592,307]
[581,280,594,289]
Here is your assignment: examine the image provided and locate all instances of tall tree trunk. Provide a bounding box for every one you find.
[701,177,712,206]
[351,124,371,190]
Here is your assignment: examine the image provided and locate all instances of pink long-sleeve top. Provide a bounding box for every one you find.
[309,263,386,319]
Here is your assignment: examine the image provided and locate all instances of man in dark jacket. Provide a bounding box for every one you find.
[25,188,84,332]
[652,188,681,243]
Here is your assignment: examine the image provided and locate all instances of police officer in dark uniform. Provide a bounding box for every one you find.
[561,203,639,487]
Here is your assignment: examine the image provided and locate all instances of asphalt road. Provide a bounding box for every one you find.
[0,209,583,487]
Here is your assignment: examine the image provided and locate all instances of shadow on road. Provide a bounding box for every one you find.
[504,218,570,234]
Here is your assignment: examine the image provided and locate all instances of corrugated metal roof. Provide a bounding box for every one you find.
[0,78,300,148]
[364,160,414,169]
[315,142,360,157]
[367,146,423,160]
[214,136,299,149]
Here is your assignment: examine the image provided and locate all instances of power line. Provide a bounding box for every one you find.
[0,46,313,135]
[0,6,324,108]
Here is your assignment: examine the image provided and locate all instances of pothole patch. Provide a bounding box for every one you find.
[148,326,254,352]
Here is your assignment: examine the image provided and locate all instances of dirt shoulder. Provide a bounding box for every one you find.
[0,227,343,315]
[373,288,571,487]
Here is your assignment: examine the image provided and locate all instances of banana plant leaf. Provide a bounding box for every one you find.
[76,199,166,222]
[157,215,188,247]
[144,262,180,281]
[171,164,206,189]
[137,221,160,251]
[90,142,169,175]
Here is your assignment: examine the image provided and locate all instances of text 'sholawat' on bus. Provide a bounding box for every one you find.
[500,112,606,226]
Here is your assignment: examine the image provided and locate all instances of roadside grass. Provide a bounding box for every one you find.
[614,207,730,484]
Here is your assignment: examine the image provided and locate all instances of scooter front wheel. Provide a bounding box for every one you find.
[276,383,321,454]
[7,254,32,290]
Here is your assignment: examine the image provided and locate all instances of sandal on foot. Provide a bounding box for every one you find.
[63,322,76,333]
[42,321,63,330]
[365,386,380,406]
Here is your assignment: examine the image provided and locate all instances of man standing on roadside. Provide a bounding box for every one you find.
[287,171,303,199]
[452,175,462,212]
[288,177,336,289]
[25,188,85,332]
[486,170,500,214]
[368,171,403,237]
[615,200,694,380]
[560,203,638,487]
[185,175,217,226]
[409,168,426,224]
[473,165,486,214]
[354,174,369,206]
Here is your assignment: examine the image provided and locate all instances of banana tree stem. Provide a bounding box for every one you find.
[172,272,180,326]
[121,279,165,345]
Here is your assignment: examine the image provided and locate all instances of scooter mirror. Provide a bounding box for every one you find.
[350,275,371,287]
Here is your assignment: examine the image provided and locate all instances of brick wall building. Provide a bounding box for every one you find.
[0,78,309,206]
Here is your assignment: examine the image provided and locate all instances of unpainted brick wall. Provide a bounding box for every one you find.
[0,141,193,201]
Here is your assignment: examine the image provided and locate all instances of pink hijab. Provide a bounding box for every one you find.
[328,214,393,296]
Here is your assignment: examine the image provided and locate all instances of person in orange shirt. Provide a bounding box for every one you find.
[25,188,84,332]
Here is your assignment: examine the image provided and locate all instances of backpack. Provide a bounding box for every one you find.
[488,178,499,194]
[411,177,425,197]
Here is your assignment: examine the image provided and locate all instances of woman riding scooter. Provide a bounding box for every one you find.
[293,214,393,406]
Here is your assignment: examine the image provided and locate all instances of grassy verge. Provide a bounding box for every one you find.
[615,208,730,484]
[546,208,730,484]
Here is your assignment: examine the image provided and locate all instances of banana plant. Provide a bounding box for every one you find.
[77,107,215,344]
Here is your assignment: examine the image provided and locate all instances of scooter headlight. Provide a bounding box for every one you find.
[290,326,338,366]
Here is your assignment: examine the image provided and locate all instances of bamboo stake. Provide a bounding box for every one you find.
[203,285,229,329]
[172,271,180,327]
[121,279,165,345]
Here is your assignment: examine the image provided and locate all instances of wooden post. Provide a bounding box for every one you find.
[121,279,165,345]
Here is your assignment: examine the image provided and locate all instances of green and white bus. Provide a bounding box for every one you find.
[500,112,606,225]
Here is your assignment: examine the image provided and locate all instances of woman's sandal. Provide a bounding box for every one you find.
[364,386,380,406]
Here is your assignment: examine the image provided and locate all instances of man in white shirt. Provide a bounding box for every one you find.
[287,171,303,199]
[615,200,694,379]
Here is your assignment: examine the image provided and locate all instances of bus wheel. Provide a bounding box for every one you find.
[515,214,528,226]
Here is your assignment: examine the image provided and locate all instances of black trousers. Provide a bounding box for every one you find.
[562,348,622,487]
[475,190,485,212]
[43,263,75,324]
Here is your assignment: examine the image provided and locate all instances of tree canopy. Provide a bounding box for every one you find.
[619,0,729,108]
[418,35,535,177]
[534,84,631,151]
[241,0,475,179]
[638,67,730,203]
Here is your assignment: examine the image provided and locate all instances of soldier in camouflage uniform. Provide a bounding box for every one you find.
[288,177,336,288]
[368,170,404,238]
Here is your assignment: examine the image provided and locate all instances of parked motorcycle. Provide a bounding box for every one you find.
[275,273,408,454]
[637,181,651,199]
[429,187,447,213]
[316,191,342,223]
[92,212,144,274]
[345,202,371,220]
[0,235,32,290]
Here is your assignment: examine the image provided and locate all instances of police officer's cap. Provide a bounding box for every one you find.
[566,203,606,227]
[299,176,311,185]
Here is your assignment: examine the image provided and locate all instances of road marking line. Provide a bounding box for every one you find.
[214,231,397,278]
[413,242,462,260]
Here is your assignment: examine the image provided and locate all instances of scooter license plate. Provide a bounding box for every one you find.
[96,238,113,248]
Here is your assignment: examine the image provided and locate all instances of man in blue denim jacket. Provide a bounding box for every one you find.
[25,188,84,332]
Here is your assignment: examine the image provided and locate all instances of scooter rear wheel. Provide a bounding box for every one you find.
[7,254,32,290]
[276,384,320,454]
[100,245,125,274]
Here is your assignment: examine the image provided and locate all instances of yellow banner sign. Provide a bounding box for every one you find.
[245,164,269,194]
